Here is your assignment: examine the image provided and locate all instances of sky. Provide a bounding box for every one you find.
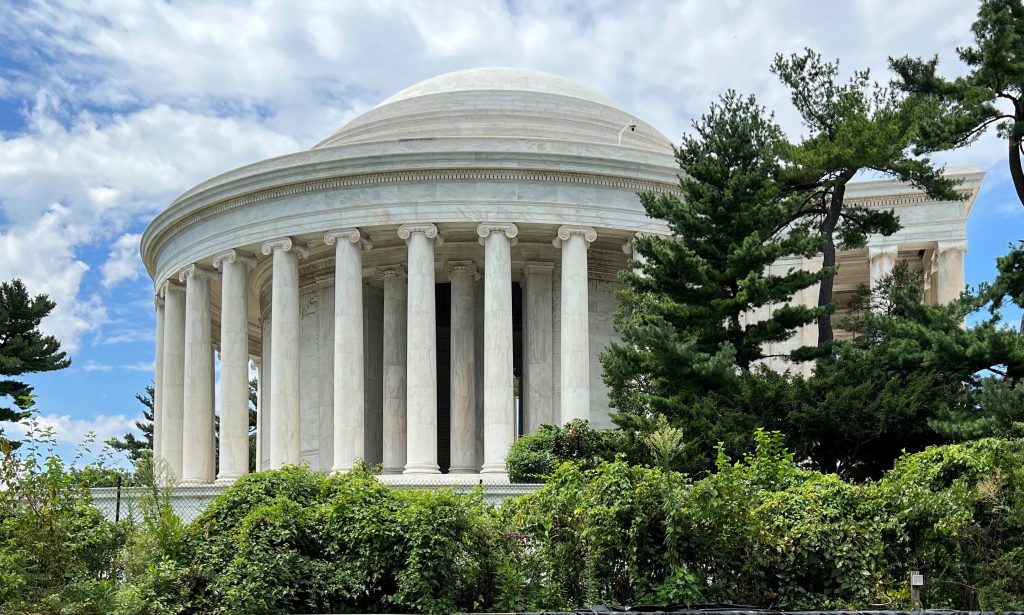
[0,0,1021,463]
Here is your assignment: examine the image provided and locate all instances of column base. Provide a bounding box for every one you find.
[402,463,441,474]
[448,466,478,474]
[179,477,215,486]
[479,463,508,476]
[331,464,355,475]
[381,466,405,475]
[214,474,243,485]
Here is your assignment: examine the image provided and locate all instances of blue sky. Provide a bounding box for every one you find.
[0,0,1021,463]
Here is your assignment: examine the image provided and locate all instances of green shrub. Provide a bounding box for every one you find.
[501,459,695,610]
[505,419,627,482]
[114,434,1024,613]
[877,438,1024,610]
[168,464,503,614]
[0,417,124,615]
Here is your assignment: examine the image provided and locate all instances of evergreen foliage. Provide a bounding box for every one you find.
[890,0,1024,207]
[0,279,70,436]
[842,261,1024,383]
[600,91,826,423]
[107,385,155,463]
[110,379,259,471]
[771,49,962,344]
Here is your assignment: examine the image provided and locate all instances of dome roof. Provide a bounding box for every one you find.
[313,67,672,153]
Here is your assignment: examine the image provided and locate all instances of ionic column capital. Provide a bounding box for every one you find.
[260,236,310,258]
[249,358,261,370]
[445,260,480,281]
[867,244,899,260]
[476,222,519,246]
[154,292,165,309]
[522,261,555,276]
[375,264,407,280]
[161,279,184,295]
[212,249,257,271]
[398,223,443,246]
[937,239,968,255]
[178,263,217,283]
[553,225,597,248]
[324,228,373,250]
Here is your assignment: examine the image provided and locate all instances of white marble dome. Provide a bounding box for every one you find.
[141,68,981,489]
[315,68,673,153]
[141,67,683,485]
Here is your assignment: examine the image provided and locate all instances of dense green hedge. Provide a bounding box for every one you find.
[4,433,1023,613]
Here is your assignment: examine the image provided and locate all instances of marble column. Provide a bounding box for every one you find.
[180,264,216,484]
[399,224,442,474]
[261,237,308,468]
[446,261,478,473]
[325,228,372,472]
[153,293,165,464]
[868,244,898,292]
[936,240,967,304]
[555,225,597,424]
[213,250,255,483]
[160,281,186,479]
[478,222,518,474]
[522,262,554,434]
[252,358,262,472]
[378,265,407,474]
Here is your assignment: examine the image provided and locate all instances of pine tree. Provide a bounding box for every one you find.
[0,279,71,437]
[601,91,827,423]
[844,261,1024,383]
[106,385,155,462]
[890,0,1024,207]
[111,378,260,470]
[772,49,962,345]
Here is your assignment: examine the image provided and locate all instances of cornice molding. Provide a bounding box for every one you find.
[846,187,976,210]
[147,168,676,259]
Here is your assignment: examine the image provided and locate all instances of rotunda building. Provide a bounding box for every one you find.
[142,67,982,486]
[141,68,681,483]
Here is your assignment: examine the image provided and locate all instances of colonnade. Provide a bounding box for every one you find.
[868,239,966,303]
[153,223,598,483]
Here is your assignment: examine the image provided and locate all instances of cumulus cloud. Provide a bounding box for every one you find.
[0,0,1004,358]
[102,233,144,288]
[0,412,137,445]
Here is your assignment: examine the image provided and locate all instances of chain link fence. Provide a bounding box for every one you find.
[91,475,543,523]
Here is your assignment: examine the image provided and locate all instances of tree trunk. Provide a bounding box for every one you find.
[1009,132,1024,209]
[817,181,848,347]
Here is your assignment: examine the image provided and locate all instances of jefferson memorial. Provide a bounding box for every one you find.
[140,68,983,485]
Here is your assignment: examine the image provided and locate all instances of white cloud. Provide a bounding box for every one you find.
[0,0,1006,360]
[101,232,144,288]
[81,359,153,372]
[0,412,137,446]
[82,360,114,372]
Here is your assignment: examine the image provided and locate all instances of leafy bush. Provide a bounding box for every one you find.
[501,459,695,610]
[0,416,124,615]
[504,419,628,482]
[167,464,503,614]
[877,438,1024,610]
